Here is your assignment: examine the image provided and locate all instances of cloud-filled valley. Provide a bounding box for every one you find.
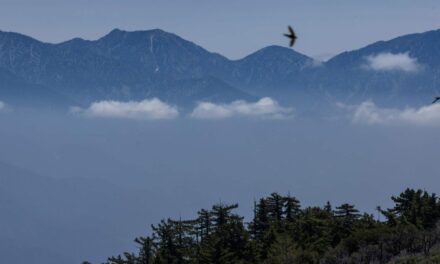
[190,97,294,119]
[2,107,440,264]
[344,101,440,125]
[3,96,439,126]
[2,3,440,264]
[2,26,440,264]
[68,97,294,120]
[70,98,179,120]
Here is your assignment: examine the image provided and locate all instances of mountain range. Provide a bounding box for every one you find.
[1,28,440,110]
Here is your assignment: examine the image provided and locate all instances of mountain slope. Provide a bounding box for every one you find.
[230,45,314,94]
[327,29,440,68]
[319,29,440,106]
[1,28,440,109]
[0,67,72,108]
[0,29,251,107]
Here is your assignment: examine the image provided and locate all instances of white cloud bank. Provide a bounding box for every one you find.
[190,97,294,119]
[364,52,421,72]
[346,101,440,125]
[71,98,179,120]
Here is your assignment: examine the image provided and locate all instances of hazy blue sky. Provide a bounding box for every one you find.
[1,0,440,59]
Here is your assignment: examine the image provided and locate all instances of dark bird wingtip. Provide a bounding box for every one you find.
[284,25,297,48]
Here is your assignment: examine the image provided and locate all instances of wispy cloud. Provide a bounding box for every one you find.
[364,52,421,72]
[342,101,440,125]
[0,100,10,112]
[190,97,294,119]
[303,59,324,68]
[71,98,179,120]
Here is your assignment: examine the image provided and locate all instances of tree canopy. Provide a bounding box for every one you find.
[87,188,440,264]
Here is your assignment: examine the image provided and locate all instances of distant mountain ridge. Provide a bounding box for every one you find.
[319,29,440,106]
[1,28,440,109]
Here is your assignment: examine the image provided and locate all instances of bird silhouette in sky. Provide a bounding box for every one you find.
[432,96,440,104]
[284,25,297,47]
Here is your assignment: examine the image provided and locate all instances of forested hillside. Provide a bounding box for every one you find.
[88,188,440,264]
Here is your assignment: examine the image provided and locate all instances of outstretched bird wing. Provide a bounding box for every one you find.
[285,25,297,47]
[433,97,440,104]
[288,25,294,35]
[290,39,295,47]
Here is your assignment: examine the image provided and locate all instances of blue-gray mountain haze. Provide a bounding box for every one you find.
[1,28,440,110]
[1,28,440,264]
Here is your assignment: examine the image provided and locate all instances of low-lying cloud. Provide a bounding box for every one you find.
[0,101,9,112]
[344,101,440,125]
[303,58,324,68]
[190,97,294,119]
[364,52,421,72]
[71,98,179,120]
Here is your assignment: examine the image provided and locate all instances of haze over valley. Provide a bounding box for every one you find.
[2,5,440,263]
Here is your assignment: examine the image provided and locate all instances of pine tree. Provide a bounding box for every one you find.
[102,188,440,264]
[267,193,284,226]
[107,253,137,264]
[283,194,301,224]
[335,203,361,220]
[151,219,182,263]
[266,234,297,264]
[250,198,273,261]
[197,209,212,243]
[386,189,440,229]
[134,236,155,264]
[198,203,248,263]
[334,203,361,239]
[294,207,332,255]
[324,201,332,213]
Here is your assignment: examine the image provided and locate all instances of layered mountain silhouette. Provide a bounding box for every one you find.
[315,30,440,106]
[1,28,440,109]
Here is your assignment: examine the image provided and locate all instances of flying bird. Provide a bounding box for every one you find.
[433,96,440,104]
[284,26,297,47]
